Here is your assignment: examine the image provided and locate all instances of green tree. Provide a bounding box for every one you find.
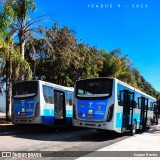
[25,24,103,86]
[0,0,39,119]
[0,0,36,59]
[99,49,131,78]
[0,38,32,119]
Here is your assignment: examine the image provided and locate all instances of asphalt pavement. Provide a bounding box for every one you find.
[76,123,160,160]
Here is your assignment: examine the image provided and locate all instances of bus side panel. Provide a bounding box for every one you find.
[65,91,73,126]
[40,83,54,126]
[132,108,141,129]
[113,106,123,133]
[113,80,123,133]
[105,80,117,131]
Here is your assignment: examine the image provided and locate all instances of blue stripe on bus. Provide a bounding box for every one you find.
[43,116,54,123]
[115,113,123,128]
[66,110,72,117]
[130,113,140,125]
[116,112,140,128]
[44,109,72,117]
[44,109,54,116]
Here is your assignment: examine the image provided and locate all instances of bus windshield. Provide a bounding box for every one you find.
[76,78,113,99]
[13,81,38,99]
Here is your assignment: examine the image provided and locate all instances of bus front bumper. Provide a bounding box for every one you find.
[73,119,107,129]
[12,116,41,124]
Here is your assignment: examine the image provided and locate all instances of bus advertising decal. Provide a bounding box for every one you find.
[13,99,34,117]
[77,99,108,120]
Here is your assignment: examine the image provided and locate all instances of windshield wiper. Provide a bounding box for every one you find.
[14,93,36,98]
[77,93,109,97]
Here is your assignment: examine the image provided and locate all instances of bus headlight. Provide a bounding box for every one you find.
[107,104,114,122]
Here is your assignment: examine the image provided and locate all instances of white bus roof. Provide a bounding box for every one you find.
[114,78,156,100]
[39,80,74,92]
[15,80,74,92]
[76,77,156,100]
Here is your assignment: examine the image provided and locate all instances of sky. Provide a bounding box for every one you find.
[34,0,160,91]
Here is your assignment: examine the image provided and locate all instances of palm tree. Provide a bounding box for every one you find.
[1,0,49,58]
[0,0,37,119]
[0,0,36,58]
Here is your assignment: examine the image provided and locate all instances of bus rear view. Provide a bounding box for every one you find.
[12,81,39,124]
[73,78,114,130]
[12,80,74,127]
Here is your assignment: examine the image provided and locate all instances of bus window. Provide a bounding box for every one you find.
[66,92,73,106]
[54,90,64,119]
[43,85,54,104]
[76,78,113,99]
[138,97,141,109]
[145,98,148,110]
[117,84,125,106]
[13,81,38,99]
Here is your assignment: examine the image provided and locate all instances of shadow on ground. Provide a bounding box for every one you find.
[0,124,127,143]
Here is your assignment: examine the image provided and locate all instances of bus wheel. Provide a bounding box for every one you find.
[130,120,137,136]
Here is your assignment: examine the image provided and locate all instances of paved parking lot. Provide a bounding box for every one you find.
[77,124,160,160]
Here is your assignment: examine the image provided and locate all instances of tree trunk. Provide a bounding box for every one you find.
[20,40,25,60]
[5,41,13,120]
[20,38,25,80]
[5,60,10,120]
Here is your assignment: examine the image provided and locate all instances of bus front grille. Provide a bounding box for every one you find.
[85,123,96,126]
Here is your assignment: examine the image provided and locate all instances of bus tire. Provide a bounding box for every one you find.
[130,120,137,136]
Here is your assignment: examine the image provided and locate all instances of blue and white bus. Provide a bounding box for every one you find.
[73,77,157,134]
[12,80,73,127]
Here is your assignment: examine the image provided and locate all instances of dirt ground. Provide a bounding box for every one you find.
[0,117,12,124]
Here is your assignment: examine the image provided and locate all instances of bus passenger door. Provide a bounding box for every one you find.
[54,90,66,126]
[138,97,148,129]
[120,90,134,132]
[152,102,159,124]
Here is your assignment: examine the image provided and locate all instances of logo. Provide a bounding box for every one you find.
[49,110,52,115]
[2,152,11,158]
[89,102,93,107]
[98,106,101,111]
[22,108,25,112]
[97,102,106,105]
[88,110,93,114]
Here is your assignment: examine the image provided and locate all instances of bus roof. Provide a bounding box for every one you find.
[76,77,156,100]
[14,80,74,92]
[114,78,156,100]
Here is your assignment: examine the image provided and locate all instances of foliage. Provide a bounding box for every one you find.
[25,24,102,86]
[0,39,32,84]
[0,1,160,100]
[24,23,160,98]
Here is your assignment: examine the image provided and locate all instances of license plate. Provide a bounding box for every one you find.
[87,114,94,118]
[20,112,27,115]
